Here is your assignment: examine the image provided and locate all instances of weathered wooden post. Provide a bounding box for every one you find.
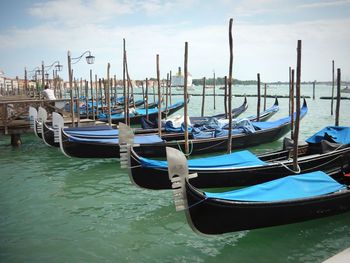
[90,69,95,120]
[16,76,19,95]
[331,60,335,115]
[184,42,189,155]
[293,40,302,172]
[201,77,206,117]
[156,54,162,137]
[141,79,145,105]
[75,78,81,126]
[67,52,75,126]
[123,38,127,125]
[289,66,292,116]
[107,63,112,126]
[98,78,103,114]
[24,68,28,95]
[11,134,22,147]
[290,69,295,139]
[312,80,316,100]
[335,68,341,126]
[169,70,172,105]
[145,78,149,120]
[227,18,234,154]
[263,83,267,111]
[114,74,118,102]
[257,73,261,122]
[41,61,45,90]
[165,73,169,118]
[213,71,216,110]
[224,76,228,118]
[84,79,89,119]
[95,74,99,116]
[152,82,156,103]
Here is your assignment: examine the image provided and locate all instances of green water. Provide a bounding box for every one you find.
[1,84,350,263]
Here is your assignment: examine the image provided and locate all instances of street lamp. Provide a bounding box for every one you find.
[45,61,63,72]
[67,50,95,126]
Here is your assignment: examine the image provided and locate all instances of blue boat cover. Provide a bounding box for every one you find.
[139,150,267,169]
[98,101,184,120]
[192,101,307,139]
[305,126,350,145]
[66,129,119,137]
[204,171,345,202]
[68,134,163,144]
[252,103,308,130]
[64,125,112,131]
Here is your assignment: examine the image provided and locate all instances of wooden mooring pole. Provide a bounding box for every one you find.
[264,83,267,111]
[145,78,149,120]
[184,42,189,155]
[107,63,112,126]
[227,18,234,154]
[201,77,206,117]
[257,73,261,122]
[290,69,295,139]
[90,69,95,120]
[213,71,216,110]
[123,38,127,125]
[224,76,228,118]
[331,60,335,115]
[156,55,162,137]
[335,68,341,126]
[293,40,302,172]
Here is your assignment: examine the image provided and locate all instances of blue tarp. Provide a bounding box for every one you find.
[205,171,345,202]
[98,101,184,120]
[139,150,267,169]
[67,134,163,144]
[64,125,112,132]
[191,102,307,139]
[306,126,350,145]
[66,129,119,137]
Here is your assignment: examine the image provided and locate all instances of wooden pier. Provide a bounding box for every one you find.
[0,96,106,146]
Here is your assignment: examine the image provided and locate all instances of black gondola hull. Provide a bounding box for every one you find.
[185,181,350,235]
[129,145,350,189]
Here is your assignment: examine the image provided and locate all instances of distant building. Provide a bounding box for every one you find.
[171,67,192,87]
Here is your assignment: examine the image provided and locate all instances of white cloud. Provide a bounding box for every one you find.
[28,0,134,26]
[1,1,350,81]
[298,0,350,9]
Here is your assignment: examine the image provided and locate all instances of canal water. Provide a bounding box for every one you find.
[1,84,350,262]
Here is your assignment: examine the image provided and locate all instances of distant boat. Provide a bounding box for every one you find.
[341,86,350,93]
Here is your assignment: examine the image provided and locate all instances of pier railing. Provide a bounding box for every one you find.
[0,98,71,135]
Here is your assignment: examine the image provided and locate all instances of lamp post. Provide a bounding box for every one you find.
[67,50,95,126]
[44,61,63,92]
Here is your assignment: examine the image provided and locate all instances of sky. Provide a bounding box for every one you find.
[0,0,350,82]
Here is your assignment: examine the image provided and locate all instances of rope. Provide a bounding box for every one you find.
[176,140,194,157]
[278,161,301,174]
[127,164,142,169]
[279,153,345,174]
[187,196,208,210]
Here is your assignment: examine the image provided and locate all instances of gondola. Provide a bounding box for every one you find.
[47,97,276,147]
[97,100,187,125]
[54,99,286,158]
[166,147,350,235]
[126,99,307,158]
[141,96,250,129]
[125,126,350,189]
[56,98,286,158]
